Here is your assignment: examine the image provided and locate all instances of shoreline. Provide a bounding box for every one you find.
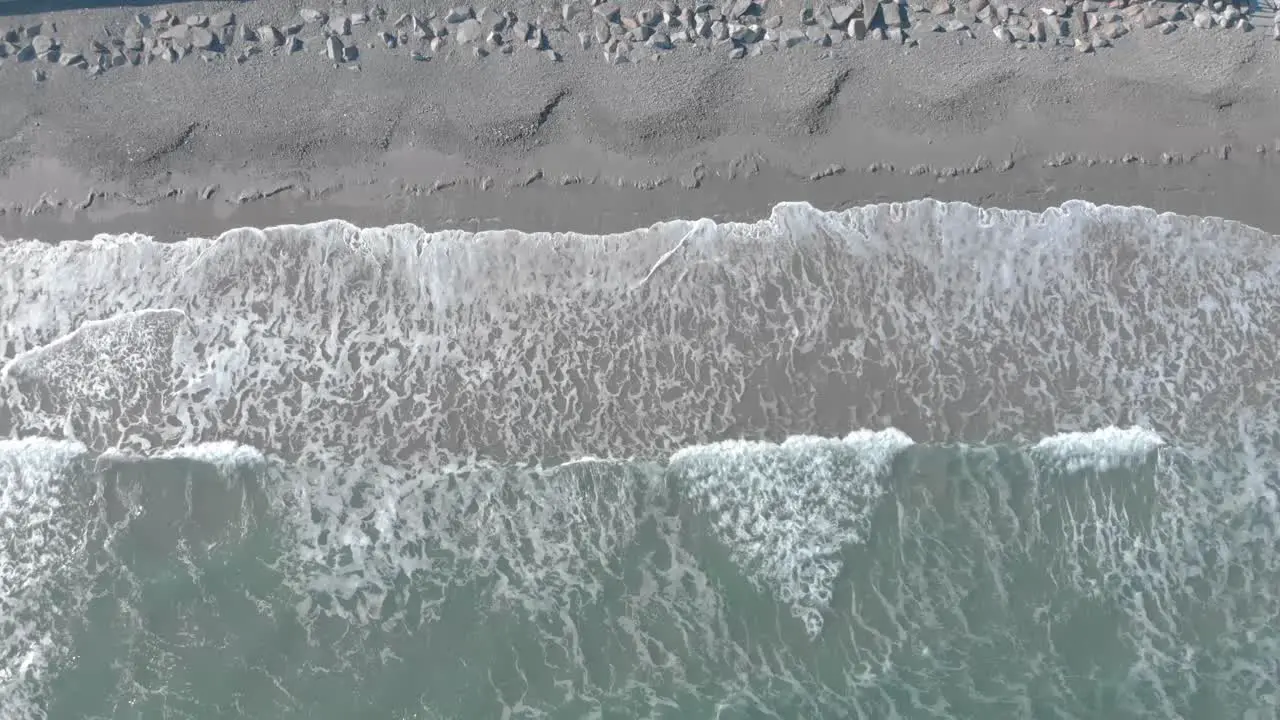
[2,0,1279,241]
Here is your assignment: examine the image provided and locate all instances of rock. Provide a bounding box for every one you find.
[57,51,83,66]
[931,0,955,13]
[780,27,806,46]
[542,48,560,60]
[945,18,970,31]
[325,34,342,60]
[301,8,327,24]
[259,26,283,45]
[153,10,172,25]
[342,44,358,61]
[445,6,472,22]
[456,18,483,42]
[578,31,591,47]
[211,11,235,27]
[729,44,746,57]
[1139,10,1164,28]
[831,4,858,26]
[850,17,868,38]
[238,24,256,42]
[160,23,190,40]
[730,0,758,18]
[969,0,990,14]
[32,67,45,82]
[649,31,673,48]
[191,27,216,49]
[288,36,303,52]
[1074,36,1092,51]
[993,25,1012,40]
[350,13,369,26]
[864,0,883,26]
[31,35,54,56]
[594,2,622,23]
[187,15,208,27]
[1161,21,1177,33]
[329,15,351,35]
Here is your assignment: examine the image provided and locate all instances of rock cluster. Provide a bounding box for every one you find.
[0,0,1271,82]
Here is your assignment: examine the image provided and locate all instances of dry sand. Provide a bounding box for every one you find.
[1,0,1279,241]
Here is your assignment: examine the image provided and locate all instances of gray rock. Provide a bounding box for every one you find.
[25,23,43,38]
[594,2,622,23]
[992,24,1012,41]
[285,23,305,35]
[191,27,215,49]
[456,18,483,42]
[325,34,342,60]
[32,67,45,82]
[259,25,284,46]
[211,11,235,27]
[57,51,83,66]
[329,15,351,35]
[1139,10,1164,28]
[863,0,883,27]
[729,44,746,57]
[945,18,969,31]
[342,44,358,60]
[830,4,857,26]
[350,13,369,26]
[380,31,397,47]
[444,6,473,23]
[1160,20,1177,33]
[780,27,806,46]
[31,35,53,56]
[578,31,591,47]
[730,0,758,18]
[161,24,190,40]
[806,24,829,43]
[238,24,256,42]
[850,17,868,38]
[648,31,673,48]
[301,9,327,24]
[187,15,208,27]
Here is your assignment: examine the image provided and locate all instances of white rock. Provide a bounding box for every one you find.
[455,18,483,42]
[301,8,327,24]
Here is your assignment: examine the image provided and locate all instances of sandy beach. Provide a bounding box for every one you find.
[1,0,1279,241]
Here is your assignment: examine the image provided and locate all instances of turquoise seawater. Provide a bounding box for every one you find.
[2,201,1279,718]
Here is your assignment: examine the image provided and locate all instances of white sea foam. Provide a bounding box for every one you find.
[2,200,1277,464]
[670,429,915,635]
[1032,426,1166,473]
[0,438,89,720]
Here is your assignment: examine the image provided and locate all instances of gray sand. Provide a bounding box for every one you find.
[1,0,1279,241]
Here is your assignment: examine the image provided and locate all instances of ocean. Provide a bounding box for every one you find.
[1,200,1278,719]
